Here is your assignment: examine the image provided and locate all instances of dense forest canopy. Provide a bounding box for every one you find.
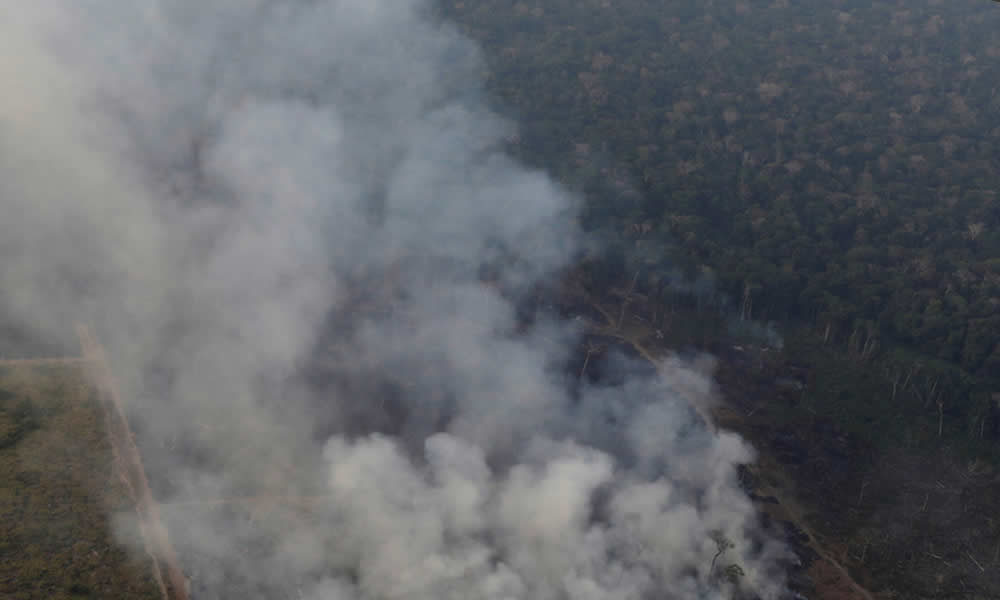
[441,0,1000,402]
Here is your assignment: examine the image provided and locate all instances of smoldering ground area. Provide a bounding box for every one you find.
[141,335,790,600]
[1,1,792,598]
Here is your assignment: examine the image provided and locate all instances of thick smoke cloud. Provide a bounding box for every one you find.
[0,1,788,598]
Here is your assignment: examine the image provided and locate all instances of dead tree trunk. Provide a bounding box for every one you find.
[579,343,603,380]
[617,270,640,330]
[740,282,752,322]
[937,396,945,438]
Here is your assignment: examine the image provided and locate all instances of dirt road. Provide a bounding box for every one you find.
[76,324,189,600]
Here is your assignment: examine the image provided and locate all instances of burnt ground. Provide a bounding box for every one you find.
[557,279,1000,600]
[552,294,863,599]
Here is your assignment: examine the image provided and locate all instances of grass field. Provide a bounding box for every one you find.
[0,363,161,600]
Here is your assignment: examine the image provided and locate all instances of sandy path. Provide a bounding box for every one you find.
[76,324,190,600]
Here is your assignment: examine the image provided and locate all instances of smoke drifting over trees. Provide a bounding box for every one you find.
[0,1,788,598]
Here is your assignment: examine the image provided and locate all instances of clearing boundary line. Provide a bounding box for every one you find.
[75,324,190,600]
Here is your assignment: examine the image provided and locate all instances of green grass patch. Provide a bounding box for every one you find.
[0,365,161,600]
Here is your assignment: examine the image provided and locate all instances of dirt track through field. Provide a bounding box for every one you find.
[75,324,189,600]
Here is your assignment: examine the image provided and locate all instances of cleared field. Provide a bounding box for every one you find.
[0,363,161,600]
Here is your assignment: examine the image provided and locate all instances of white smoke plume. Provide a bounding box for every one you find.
[0,1,789,598]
